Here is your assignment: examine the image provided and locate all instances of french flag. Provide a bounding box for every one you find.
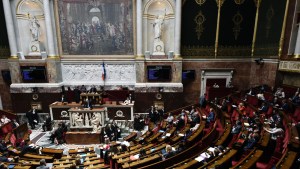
[102,62,106,81]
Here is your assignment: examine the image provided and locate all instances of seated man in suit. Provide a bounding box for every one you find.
[60,94,67,103]
[258,102,268,114]
[20,140,39,156]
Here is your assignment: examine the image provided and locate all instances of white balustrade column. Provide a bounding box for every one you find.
[136,0,143,58]
[43,0,56,57]
[174,0,182,59]
[294,24,300,58]
[2,0,18,58]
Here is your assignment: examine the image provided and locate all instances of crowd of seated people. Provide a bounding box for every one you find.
[0,84,298,168]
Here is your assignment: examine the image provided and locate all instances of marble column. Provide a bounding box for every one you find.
[136,0,144,59]
[294,24,300,58]
[2,0,18,58]
[8,59,22,83]
[43,0,56,57]
[174,0,182,59]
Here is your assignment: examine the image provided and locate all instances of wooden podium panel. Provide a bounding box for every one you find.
[65,132,101,144]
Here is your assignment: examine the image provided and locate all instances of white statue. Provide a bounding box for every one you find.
[153,11,166,41]
[29,16,40,41]
[91,112,101,127]
[92,122,102,133]
[74,112,83,127]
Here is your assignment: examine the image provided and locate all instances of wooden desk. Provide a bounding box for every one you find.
[215,122,231,146]
[230,148,257,168]
[276,151,297,168]
[65,132,101,144]
[68,148,95,154]
[145,132,162,143]
[123,132,137,141]
[233,150,263,169]
[112,144,154,160]
[49,102,81,120]
[187,121,205,143]
[41,147,63,159]
[206,149,238,168]
[23,153,54,162]
[122,154,161,169]
[171,124,191,143]
[83,160,103,166]
[49,102,134,122]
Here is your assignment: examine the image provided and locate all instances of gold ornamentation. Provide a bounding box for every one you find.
[279,0,290,57]
[215,0,225,7]
[194,11,206,40]
[234,0,245,5]
[182,45,215,57]
[253,0,261,7]
[232,11,243,40]
[195,0,206,5]
[265,6,274,39]
[215,0,224,57]
[251,0,261,56]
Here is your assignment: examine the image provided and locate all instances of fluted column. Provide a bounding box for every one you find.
[136,0,144,59]
[43,0,56,57]
[294,24,300,58]
[3,0,18,58]
[174,0,182,59]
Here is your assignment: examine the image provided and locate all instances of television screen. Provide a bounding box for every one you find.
[21,66,47,83]
[147,66,171,82]
[182,70,195,80]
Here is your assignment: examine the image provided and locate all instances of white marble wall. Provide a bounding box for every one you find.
[61,63,136,86]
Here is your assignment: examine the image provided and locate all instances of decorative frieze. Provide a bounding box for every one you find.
[61,63,136,84]
[279,61,300,73]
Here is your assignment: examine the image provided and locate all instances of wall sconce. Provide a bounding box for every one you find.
[159,87,164,93]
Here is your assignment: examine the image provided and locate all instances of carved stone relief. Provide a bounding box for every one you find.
[61,64,136,83]
[279,61,300,73]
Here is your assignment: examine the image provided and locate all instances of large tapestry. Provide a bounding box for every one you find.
[58,0,133,55]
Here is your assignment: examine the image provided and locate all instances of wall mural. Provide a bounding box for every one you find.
[58,0,133,55]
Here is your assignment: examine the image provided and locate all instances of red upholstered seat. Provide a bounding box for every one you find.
[293,107,300,122]
[266,106,273,118]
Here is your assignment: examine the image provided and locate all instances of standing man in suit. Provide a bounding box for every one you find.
[36,159,49,169]
[26,108,38,129]
[199,93,207,108]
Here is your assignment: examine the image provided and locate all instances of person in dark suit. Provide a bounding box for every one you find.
[36,159,49,169]
[60,94,67,103]
[73,86,81,103]
[105,124,115,141]
[90,85,97,93]
[50,123,64,144]
[20,140,39,156]
[112,121,121,140]
[42,115,52,132]
[159,107,165,121]
[258,102,268,113]
[199,93,207,108]
[26,108,38,129]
